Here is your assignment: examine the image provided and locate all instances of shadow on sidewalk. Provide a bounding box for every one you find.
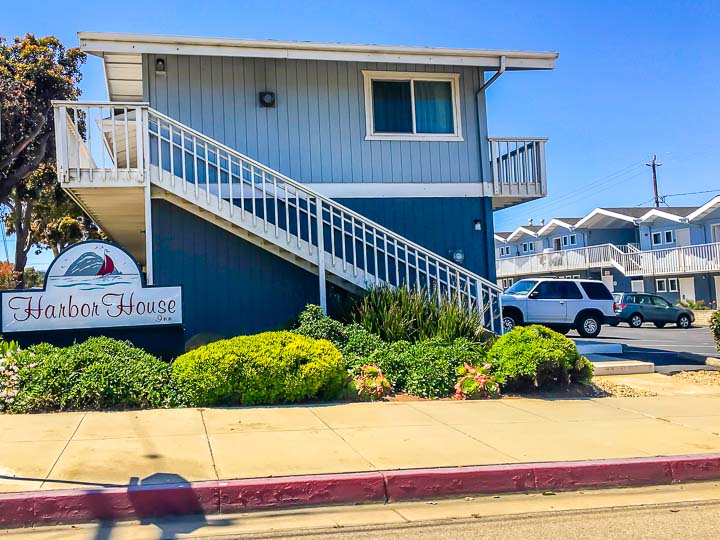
[1,472,229,539]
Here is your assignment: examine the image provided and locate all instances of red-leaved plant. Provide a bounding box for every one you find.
[354,364,392,401]
[454,363,500,400]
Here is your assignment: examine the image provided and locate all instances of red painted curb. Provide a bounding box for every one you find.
[219,472,386,513]
[2,455,720,529]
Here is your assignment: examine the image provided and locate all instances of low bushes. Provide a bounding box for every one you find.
[172,331,345,406]
[711,310,720,352]
[353,285,490,343]
[368,338,488,398]
[487,325,593,391]
[2,337,175,413]
[293,304,384,371]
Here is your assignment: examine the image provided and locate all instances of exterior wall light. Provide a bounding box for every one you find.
[259,91,276,108]
[449,249,465,264]
[155,58,166,73]
[473,219,482,231]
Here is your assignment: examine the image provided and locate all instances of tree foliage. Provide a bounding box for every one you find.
[3,163,102,287]
[0,35,86,203]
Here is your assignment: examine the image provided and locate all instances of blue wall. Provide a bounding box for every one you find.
[151,199,320,341]
[337,197,496,281]
[582,227,638,247]
[144,55,487,186]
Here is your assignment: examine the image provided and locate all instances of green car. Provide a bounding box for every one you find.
[612,292,694,329]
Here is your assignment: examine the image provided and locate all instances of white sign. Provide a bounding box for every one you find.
[1,242,182,333]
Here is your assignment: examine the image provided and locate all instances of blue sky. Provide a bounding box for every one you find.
[2,0,719,267]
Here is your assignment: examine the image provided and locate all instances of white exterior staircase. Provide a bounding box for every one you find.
[53,101,504,333]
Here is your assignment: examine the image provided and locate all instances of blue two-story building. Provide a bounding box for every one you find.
[495,197,720,307]
[53,32,558,343]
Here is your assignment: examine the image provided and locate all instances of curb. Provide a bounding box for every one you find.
[1,455,719,529]
[678,352,720,368]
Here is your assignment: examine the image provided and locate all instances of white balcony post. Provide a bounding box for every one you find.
[56,106,69,182]
[315,198,328,314]
[135,106,145,182]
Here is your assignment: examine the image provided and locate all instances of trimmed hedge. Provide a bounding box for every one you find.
[711,310,720,352]
[6,337,175,412]
[368,338,488,398]
[172,331,345,406]
[487,325,592,391]
[293,304,384,372]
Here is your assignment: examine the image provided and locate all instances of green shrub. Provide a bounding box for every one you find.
[172,331,345,406]
[367,337,488,398]
[293,304,384,371]
[487,325,592,391]
[678,298,708,310]
[353,285,490,344]
[711,310,720,352]
[9,337,175,412]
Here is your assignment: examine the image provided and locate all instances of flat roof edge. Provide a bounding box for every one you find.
[78,32,558,69]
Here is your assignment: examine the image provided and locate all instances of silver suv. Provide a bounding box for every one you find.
[501,278,616,338]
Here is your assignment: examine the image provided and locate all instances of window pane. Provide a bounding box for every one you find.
[559,282,584,299]
[414,81,454,134]
[581,282,614,300]
[372,81,412,133]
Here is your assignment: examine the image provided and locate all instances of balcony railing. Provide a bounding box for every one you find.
[496,242,720,279]
[489,138,547,207]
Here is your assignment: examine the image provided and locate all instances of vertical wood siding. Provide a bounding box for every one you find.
[145,55,486,185]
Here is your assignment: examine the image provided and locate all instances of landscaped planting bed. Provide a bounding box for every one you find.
[0,287,598,412]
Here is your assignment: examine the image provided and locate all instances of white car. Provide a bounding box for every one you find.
[501,278,616,338]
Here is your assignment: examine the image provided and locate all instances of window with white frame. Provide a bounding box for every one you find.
[562,236,568,247]
[656,279,667,293]
[363,71,462,141]
[664,230,675,244]
[667,278,678,292]
[569,234,577,246]
[651,232,663,246]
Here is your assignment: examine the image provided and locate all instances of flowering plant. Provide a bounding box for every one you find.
[354,364,392,401]
[0,340,22,411]
[453,362,500,400]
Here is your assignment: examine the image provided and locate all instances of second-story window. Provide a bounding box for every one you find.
[651,232,663,246]
[363,71,462,141]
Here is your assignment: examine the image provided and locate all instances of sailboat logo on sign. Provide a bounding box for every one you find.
[0,241,182,333]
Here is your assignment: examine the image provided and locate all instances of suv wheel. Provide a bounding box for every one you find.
[629,313,644,328]
[503,314,519,332]
[677,314,691,329]
[577,314,601,338]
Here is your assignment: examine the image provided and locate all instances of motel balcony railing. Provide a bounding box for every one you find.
[496,242,720,279]
[489,137,548,204]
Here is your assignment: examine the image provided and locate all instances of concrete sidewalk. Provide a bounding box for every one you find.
[2,396,720,494]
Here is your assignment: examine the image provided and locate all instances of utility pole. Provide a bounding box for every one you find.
[645,154,662,208]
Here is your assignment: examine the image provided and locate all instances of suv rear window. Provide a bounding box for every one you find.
[580,281,614,300]
[533,281,583,300]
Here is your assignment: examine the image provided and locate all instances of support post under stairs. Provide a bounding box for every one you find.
[315,198,327,314]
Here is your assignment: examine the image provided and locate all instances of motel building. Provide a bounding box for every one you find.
[31,32,557,348]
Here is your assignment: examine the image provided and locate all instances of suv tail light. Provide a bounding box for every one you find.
[615,303,626,312]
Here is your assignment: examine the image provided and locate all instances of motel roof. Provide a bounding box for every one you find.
[77,31,559,101]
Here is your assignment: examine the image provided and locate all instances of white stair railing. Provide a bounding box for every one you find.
[53,101,504,333]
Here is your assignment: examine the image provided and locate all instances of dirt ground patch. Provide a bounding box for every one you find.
[672,370,720,388]
[591,378,658,397]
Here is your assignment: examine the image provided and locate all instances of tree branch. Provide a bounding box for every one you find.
[0,110,50,171]
[0,132,52,203]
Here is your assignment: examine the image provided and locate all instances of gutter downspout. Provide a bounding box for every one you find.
[476,56,506,283]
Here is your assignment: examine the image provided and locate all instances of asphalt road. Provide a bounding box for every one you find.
[572,323,719,373]
[277,502,720,540]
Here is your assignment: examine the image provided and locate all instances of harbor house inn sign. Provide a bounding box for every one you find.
[1,241,182,333]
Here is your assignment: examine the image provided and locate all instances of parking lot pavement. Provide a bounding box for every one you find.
[572,324,719,373]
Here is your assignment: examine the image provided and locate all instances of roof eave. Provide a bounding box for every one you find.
[78,32,558,69]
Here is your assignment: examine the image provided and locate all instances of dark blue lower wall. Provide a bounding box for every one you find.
[336,197,496,281]
[152,199,320,343]
[152,196,496,344]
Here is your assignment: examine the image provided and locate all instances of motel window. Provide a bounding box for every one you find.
[664,230,675,244]
[522,243,529,254]
[562,236,568,247]
[363,71,462,141]
[667,278,678,292]
[569,234,577,246]
[656,279,667,293]
[651,232,663,246]
[529,242,535,252]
